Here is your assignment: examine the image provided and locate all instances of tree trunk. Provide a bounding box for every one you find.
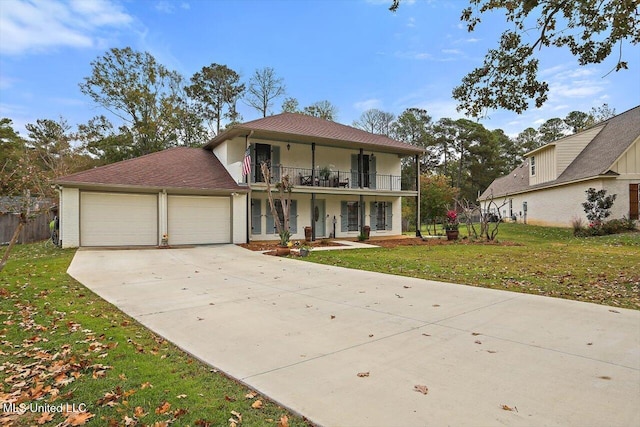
[0,220,25,272]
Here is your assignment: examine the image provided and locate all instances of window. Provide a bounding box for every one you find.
[266,200,297,234]
[347,202,359,231]
[630,184,639,220]
[341,201,359,232]
[530,156,536,176]
[251,199,261,234]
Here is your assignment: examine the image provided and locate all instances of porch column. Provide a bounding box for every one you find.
[358,148,364,189]
[415,154,421,237]
[311,143,316,241]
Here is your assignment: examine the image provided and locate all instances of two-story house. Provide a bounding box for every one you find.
[479,106,639,226]
[54,113,423,248]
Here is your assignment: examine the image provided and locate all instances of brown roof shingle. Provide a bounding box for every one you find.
[204,112,424,155]
[56,147,243,191]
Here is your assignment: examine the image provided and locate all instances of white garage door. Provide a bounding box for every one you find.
[81,192,158,246]
[168,195,231,245]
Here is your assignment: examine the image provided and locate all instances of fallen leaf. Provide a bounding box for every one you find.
[471,332,481,336]
[245,391,257,399]
[403,285,411,289]
[432,304,440,307]
[155,401,171,414]
[37,412,53,424]
[278,415,289,427]
[251,400,263,409]
[368,334,374,338]
[173,408,188,418]
[474,340,482,344]
[330,315,336,319]
[141,382,153,389]
[176,394,187,399]
[134,406,147,418]
[609,309,620,313]
[414,385,428,395]
[487,350,497,354]
[64,411,94,426]
[598,376,611,380]
[501,404,517,412]
[357,372,370,377]
[230,410,242,421]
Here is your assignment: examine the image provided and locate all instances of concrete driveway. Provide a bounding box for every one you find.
[68,245,640,427]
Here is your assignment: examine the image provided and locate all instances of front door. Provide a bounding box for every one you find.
[313,199,326,237]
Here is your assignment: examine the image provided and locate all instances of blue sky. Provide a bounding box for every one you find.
[1,0,639,139]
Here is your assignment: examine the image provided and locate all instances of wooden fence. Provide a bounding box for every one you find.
[0,212,52,245]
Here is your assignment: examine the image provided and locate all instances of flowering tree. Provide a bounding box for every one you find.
[582,188,616,228]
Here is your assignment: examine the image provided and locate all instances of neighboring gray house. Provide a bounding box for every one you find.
[479,106,640,226]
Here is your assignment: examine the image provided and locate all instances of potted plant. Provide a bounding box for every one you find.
[444,210,459,240]
[319,166,330,179]
[299,244,311,257]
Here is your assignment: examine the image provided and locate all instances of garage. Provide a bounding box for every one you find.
[80,192,158,246]
[168,195,231,245]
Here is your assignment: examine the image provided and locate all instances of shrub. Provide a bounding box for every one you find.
[571,217,585,236]
[582,188,616,228]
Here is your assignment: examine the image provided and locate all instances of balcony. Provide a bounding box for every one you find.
[250,165,415,191]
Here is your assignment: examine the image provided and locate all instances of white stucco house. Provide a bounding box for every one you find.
[479,106,640,227]
[54,113,423,248]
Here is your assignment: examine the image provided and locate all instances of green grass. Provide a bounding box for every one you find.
[307,223,640,310]
[1,243,311,426]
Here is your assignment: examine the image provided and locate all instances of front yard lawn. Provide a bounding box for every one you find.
[306,223,640,310]
[1,244,311,426]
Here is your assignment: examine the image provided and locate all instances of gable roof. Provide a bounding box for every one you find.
[203,112,424,155]
[480,105,640,199]
[55,147,244,192]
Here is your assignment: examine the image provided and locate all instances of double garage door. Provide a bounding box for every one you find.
[80,192,230,246]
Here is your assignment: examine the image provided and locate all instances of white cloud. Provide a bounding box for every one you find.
[441,49,462,55]
[353,99,382,111]
[394,50,433,60]
[155,1,174,14]
[407,17,416,28]
[0,75,18,90]
[0,0,132,55]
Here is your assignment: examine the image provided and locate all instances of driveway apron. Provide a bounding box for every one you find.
[68,245,640,427]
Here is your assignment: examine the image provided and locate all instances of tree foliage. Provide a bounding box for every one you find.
[244,67,286,117]
[582,188,617,226]
[80,47,205,156]
[390,1,639,117]
[353,109,395,136]
[187,63,245,134]
[303,100,338,121]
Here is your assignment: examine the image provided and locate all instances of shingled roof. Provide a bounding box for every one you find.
[204,112,424,155]
[56,147,243,192]
[480,105,640,200]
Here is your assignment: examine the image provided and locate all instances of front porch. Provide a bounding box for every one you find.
[249,165,414,192]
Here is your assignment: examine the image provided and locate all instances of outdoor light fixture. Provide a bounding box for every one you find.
[287,143,291,151]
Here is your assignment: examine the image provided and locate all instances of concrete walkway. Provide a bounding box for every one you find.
[68,245,640,427]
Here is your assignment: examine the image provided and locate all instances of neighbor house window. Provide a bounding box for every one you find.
[530,156,536,176]
[630,184,639,220]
